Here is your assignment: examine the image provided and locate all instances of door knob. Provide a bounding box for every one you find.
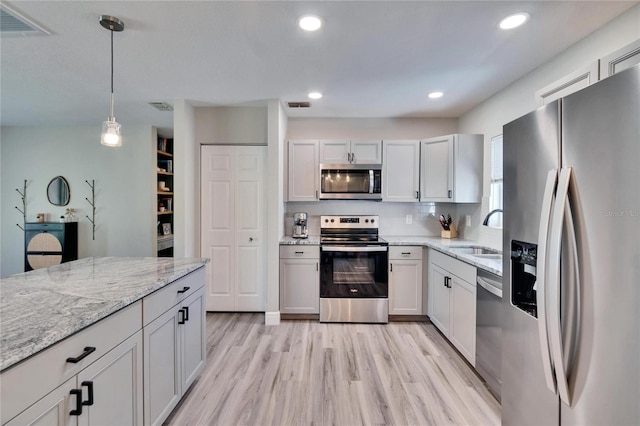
[249,237,254,242]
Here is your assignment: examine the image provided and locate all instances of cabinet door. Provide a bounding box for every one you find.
[535,61,599,106]
[78,331,144,426]
[143,308,180,426]
[180,288,206,393]
[6,377,75,426]
[279,258,319,314]
[420,136,453,202]
[351,140,382,164]
[389,259,422,315]
[288,141,319,201]
[319,140,350,164]
[383,140,420,202]
[450,277,476,365]
[430,264,451,335]
[600,39,640,79]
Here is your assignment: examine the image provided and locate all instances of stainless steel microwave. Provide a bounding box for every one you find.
[319,164,382,200]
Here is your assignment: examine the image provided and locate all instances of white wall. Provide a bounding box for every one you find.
[458,4,640,248]
[0,125,155,277]
[195,106,268,145]
[287,117,458,140]
[174,99,197,257]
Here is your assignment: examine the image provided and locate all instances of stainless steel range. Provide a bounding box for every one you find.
[319,215,389,323]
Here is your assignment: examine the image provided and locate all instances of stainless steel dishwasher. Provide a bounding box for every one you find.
[476,269,503,401]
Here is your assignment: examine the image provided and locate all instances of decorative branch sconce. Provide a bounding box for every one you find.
[85,180,96,240]
[15,180,27,230]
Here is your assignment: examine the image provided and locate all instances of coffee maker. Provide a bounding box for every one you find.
[292,212,308,239]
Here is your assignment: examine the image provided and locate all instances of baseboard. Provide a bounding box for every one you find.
[264,311,281,325]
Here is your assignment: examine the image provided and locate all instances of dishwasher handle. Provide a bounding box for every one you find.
[477,276,503,298]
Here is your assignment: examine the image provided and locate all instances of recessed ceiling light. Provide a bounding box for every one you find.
[428,91,444,99]
[299,15,322,32]
[308,91,323,100]
[499,13,530,30]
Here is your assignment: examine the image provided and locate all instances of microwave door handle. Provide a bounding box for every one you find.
[369,169,374,194]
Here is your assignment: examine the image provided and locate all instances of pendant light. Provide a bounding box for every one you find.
[99,15,124,147]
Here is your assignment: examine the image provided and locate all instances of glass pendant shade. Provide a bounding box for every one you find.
[101,118,122,147]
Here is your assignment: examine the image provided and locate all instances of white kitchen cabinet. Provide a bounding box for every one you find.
[288,140,319,201]
[600,39,640,79]
[279,245,320,314]
[389,246,423,315]
[428,249,477,364]
[143,272,206,426]
[6,330,143,426]
[320,139,382,164]
[420,134,483,203]
[382,140,420,202]
[535,61,599,106]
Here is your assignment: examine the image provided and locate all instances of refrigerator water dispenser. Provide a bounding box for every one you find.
[511,240,538,317]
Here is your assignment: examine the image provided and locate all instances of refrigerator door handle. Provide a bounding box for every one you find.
[536,169,559,394]
[547,167,573,406]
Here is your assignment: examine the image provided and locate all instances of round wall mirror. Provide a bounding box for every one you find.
[47,176,70,206]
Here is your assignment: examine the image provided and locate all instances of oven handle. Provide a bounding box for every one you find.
[321,246,388,253]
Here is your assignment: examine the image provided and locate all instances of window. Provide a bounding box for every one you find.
[488,134,503,228]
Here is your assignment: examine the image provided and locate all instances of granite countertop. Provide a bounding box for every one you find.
[0,256,209,372]
[279,235,502,276]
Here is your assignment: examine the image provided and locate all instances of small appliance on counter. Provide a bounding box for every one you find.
[292,212,308,239]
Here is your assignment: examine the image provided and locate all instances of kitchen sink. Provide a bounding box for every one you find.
[450,246,502,260]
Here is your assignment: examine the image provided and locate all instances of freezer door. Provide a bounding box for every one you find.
[502,102,561,425]
[560,64,640,425]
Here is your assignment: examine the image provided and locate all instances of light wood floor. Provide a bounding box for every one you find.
[164,313,500,426]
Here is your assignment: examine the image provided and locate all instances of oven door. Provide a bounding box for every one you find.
[320,245,388,298]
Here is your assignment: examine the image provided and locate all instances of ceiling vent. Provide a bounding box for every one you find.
[148,102,174,112]
[0,4,50,36]
[287,101,311,108]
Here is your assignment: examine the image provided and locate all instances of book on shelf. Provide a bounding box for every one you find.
[158,159,173,173]
[157,138,171,152]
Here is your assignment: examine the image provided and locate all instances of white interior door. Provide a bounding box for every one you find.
[201,145,266,312]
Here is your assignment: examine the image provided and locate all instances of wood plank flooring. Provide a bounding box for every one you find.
[164,313,500,426]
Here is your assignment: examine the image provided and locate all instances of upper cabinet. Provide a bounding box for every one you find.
[535,61,599,106]
[320,139,382,164]
[288,140,319,202]
[599,39,640,79]
[382,140,420,202]
[420,134,483,203]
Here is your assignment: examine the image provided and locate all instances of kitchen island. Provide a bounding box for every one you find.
[0,256,209,425]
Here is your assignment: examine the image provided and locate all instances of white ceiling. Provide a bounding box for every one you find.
[1,1,637,130]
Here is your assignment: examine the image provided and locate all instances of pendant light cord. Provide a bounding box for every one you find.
[109,29,115,119]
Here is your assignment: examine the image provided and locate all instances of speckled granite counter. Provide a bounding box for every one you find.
[0,256,209,372]
[383,236,502,276]
[280,236,321,245]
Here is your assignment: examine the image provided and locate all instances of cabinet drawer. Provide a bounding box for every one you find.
[430,249,476,284]
[389,246,423,260]
[143,267,205,326]
[1,301,142,425]
[279,245,319,259]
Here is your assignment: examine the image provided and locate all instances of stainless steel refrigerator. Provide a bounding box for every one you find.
[502,64,639,425]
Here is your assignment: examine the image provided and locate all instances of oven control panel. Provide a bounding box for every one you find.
[320,215,379,229]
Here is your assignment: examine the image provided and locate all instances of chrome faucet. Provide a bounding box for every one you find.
[482,209,503,226]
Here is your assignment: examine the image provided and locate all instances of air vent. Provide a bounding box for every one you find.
[287,102,311,108]
[148,102,174,112]
[0,4,50,36]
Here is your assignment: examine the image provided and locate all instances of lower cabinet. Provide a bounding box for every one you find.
[389,246,424,315]
[143,286,206,426]
[279,245,320,314]
[428,249,477,364]
[7,331,143,426]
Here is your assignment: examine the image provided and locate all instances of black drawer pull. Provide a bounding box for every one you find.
[70,389,82,416]
[183,306,189,321]
[81,381,94,406]
[401,252,411,255]
[295,251,304,254]
[178,308,186,325]
[66,346,96,363]
[177,286,190,294]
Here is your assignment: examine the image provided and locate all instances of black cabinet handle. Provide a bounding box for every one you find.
[183,306,189,321]
[178,308,186,325]
[66,346,96,363]
[70,389,82,416]
[177,286,190,294]
[81,381,94,406]
[402,252,411,255]
[295,251,304,254]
